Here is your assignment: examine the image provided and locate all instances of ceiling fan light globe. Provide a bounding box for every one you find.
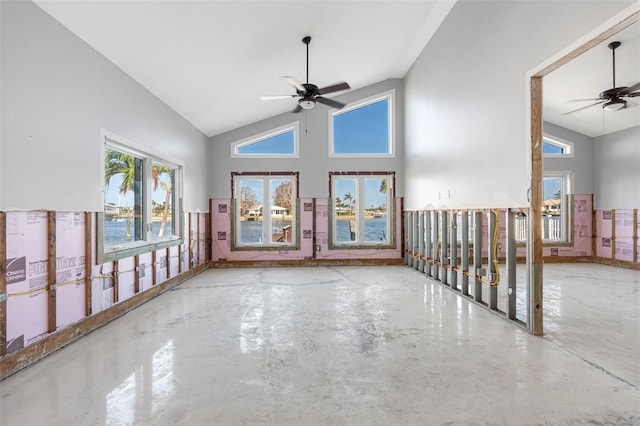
[299,98,315,110]
[602,99,626,111]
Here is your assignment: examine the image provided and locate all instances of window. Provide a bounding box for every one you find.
[329,91,394,157]
[231,122,299,158]
[232,172,298,249]
[330,172,394,247]
[99,131,183,263]
[543,135,573,157]
[542,172,571,241]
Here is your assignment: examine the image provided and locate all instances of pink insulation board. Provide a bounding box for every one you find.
[5,211,49,352]
[315,198,402,260]
[595,210,614,259]
[138,252,154,292]
[117,257,136,301]
[615,210,634,237]
[615,238,635,262]
[155,249,168,284]
[211,198,314,261]
[55,212,86,329]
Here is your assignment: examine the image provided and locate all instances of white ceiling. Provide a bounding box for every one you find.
[544,21,640,138]
[34,0,456,138]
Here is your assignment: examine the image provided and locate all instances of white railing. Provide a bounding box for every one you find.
[515,215,562,241]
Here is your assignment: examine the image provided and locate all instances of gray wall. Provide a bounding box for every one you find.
[403,0,633,210]
[209,79,404,199]
[543,121,594,195]
[0,1,210,212]
[593,125,640,209]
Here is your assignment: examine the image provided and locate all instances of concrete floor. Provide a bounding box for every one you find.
[0,264,639,425]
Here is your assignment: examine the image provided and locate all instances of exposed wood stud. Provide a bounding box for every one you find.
[611,210,616,260]
[47,212,57,333]
[165,247,170,279]
[112,260,119,303]
[151,251,157,286]
[134,255,140,294]
[634,209,638,263]
[0,211,7,356]
[188,213,193,269]
[84,212,92,317]
[530,76,544,336]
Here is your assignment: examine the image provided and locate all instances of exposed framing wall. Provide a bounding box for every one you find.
[0,210,209,381]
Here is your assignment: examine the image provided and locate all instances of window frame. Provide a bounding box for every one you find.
[230,122,300,158]
[329,171,395,249]
[329,90,395,158]
[230,171,300,250]
[542,134,574,158]
[541,171,572,243]
[98,130,184,264]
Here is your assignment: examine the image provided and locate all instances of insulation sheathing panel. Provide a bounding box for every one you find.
[117,257,136,302]
[5,211,49,353]
[595,210,613,259]
[55,212,86,328]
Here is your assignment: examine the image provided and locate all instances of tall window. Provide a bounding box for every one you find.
[232,172,298,248]
[542,172,572,241]
[231,122,299,158]
[330,91,394,157]
[330,172,394,247]
[100,132,183,262]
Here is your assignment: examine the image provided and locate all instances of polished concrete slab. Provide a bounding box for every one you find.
[1,265,639,425]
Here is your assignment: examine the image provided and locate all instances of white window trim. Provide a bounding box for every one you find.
[232,173,298,249]
[543,134,574,158]
[330,173,394,247]
[328,89,395,158]
[542,170,573,242]
[230,122,300,158]
[99,130,184,263]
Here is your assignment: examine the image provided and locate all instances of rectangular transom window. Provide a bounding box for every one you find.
[329,90,394,157]
[543,135,574,157]
[231,122,299,158]
[330,172,395,247]
[99,131,183,263]
[232,172,299,249]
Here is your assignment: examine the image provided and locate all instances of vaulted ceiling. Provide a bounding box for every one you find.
[34,1,456,138]
[544,21,640,138]
[34,1,639,140]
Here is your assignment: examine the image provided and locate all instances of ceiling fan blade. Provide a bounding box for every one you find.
[562,100,606,115]
[565,98,602,103]
[619,82,640,96]
[316,96,346,109]
[626,92,640,98]
[317,81,351,95]
[281,76,306,92]
[260,95,297,101]
[292,104,303,114]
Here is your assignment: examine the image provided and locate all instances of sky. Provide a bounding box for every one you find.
[105,172,171,207]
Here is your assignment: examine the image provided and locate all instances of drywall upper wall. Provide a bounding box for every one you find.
[593,125,640,209]
[543,121,594,196]
[0,1,209,212]
[209,79,404,199]
[403,0,634,210]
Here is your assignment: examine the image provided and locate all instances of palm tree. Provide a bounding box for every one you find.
[105,149,137,241]
[152,165,173,237]
[343,192,354,214]
[379,179,387,194]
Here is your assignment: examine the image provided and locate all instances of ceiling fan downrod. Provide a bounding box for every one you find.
[608,41,621,89]
[303,36,311,84]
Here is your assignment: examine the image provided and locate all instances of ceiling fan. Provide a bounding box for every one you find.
[260,36,351,113]
[564,41,640,115]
